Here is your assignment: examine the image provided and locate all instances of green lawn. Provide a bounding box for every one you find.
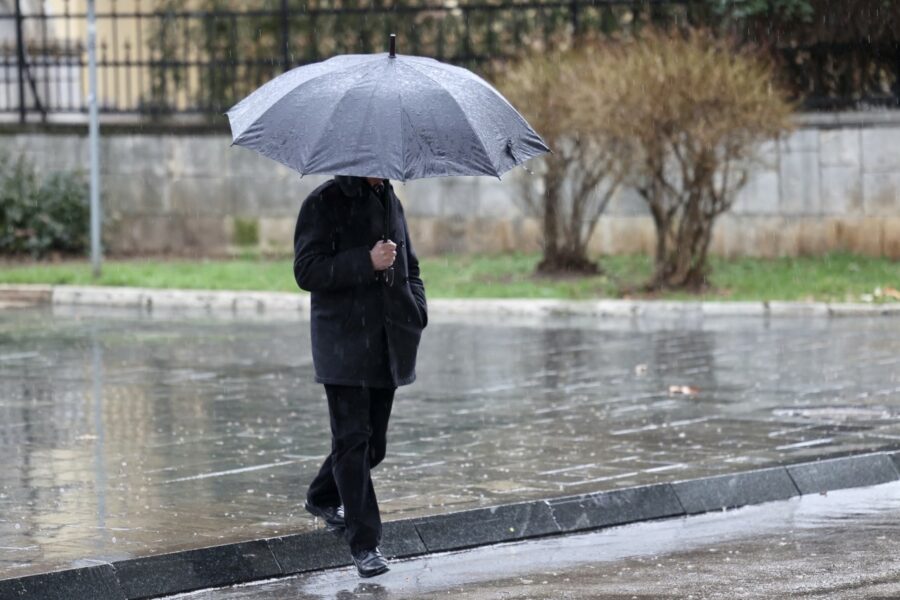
[1,253,898,302]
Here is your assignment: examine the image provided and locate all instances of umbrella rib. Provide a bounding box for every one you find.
[401,63,499,177]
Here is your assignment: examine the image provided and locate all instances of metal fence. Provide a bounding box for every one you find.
[1,0,899,124]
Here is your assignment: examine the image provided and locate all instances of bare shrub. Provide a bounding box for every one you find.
[499,42,628,274]
[576,29,795,290]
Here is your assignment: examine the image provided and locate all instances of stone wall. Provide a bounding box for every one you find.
[4,111,900,258]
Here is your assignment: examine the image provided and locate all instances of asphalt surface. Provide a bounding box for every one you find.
[2,305,900,578]
[165,480,900,600]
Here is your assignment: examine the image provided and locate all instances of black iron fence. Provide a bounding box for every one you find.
[1,0,898,124]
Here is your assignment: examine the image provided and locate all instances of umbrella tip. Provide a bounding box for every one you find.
[389,33,396,58]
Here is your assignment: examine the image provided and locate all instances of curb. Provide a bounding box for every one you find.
[2,449,898,600]
[2,284,900,318]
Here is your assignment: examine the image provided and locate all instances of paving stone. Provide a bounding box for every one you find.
[104,172,172,215]
[861,128,900,173]
[266,522,424,575]
[862,172,900,216]
[779,150,821,215]
[381,520,428,559]
[268,530,349,575]
[113,540,280,599]
[672,467,799,514]
[819,128,861,167]
[169,176,240,216]
[0,565,124,600]
[413,501,560,553]
[787,453,900,495]
[820,166,863,215]
[779,128,819,153]
[732,167,780,215]
[168,136,229,178]
[546,484,684,532]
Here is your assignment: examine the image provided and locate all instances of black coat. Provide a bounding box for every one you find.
[293,176,428,388]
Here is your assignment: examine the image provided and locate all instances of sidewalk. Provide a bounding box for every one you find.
[0,302,899,597]
[3,283,900,317]
[160,481,900,600]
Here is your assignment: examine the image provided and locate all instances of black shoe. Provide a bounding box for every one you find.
[304,500,346,532]
[351,547,389,578]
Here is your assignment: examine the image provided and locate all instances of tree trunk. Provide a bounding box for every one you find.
[536,160,600,275]
[648,195,715,291]
[648,200,670,288]
[541,169,561,266]
[536,250,600,274]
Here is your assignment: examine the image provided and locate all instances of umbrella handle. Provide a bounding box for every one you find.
[382,191,394,287]
[383,207,391,242]
[382,184,391,242]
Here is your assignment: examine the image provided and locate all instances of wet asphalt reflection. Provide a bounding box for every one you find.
[1,306,899,578]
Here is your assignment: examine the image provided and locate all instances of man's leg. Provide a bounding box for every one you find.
[324,384,382,554]
[368,387,396,469]
[306,437,340,508]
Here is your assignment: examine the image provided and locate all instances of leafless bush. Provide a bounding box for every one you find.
[499,41,629,274]
[575,29,795,290]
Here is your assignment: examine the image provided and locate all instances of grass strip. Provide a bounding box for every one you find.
[0,252,897,303]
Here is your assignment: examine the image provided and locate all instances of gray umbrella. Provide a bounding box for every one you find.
[226,38,549,181]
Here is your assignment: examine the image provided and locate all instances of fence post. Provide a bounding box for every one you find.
[280,0,290,71]
[14,0,26,123]
[570,0,579,35]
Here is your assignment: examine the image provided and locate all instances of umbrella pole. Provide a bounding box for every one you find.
[389,34,396,58]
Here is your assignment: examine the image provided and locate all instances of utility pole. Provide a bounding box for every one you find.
[87,0,102,278]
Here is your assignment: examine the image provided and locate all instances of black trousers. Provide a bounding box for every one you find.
[306,384,395,553]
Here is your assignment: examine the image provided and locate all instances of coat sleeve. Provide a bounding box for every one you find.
[400,202,428,328]
[293,192,375,293]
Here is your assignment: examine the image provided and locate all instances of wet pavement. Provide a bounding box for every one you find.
[165,480,900,600]
[1,305,899,579]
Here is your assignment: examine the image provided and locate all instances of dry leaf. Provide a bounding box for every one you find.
[668,385,700,396]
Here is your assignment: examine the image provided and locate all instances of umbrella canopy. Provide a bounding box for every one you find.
[226,44,549,181]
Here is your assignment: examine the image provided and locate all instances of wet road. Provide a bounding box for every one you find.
[1,305,899,577]
[166,481,900,600]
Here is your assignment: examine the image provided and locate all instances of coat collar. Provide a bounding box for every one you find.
[335,175,391,198]
[335,175,365,197]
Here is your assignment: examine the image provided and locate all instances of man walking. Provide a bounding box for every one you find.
[293,175,427,578]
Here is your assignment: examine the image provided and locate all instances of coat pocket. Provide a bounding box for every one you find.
[340,288,362,330]
[403,281,426,329]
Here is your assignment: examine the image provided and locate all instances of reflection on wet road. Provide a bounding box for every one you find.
[1,306,898,577]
